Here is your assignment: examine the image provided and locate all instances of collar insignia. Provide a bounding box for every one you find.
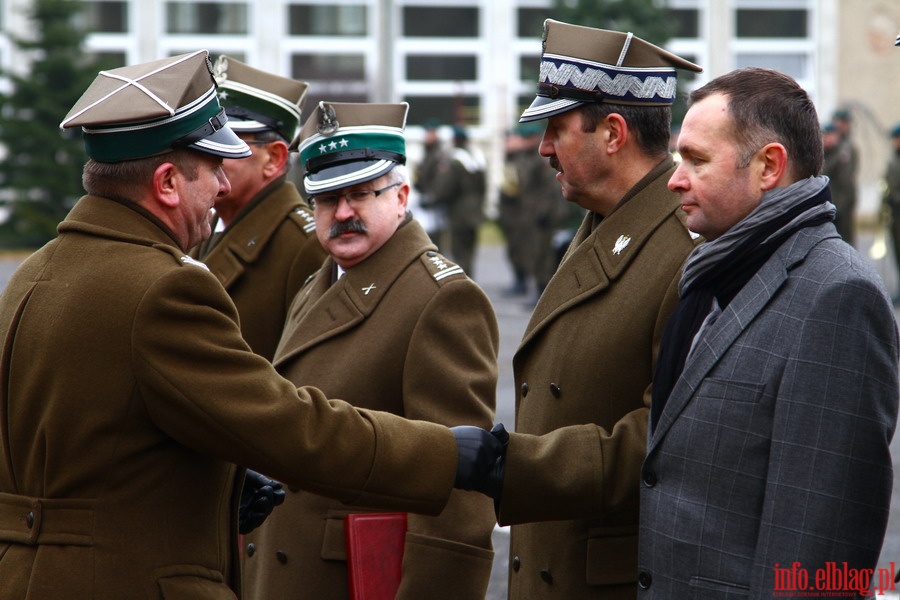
[612,234,632,255]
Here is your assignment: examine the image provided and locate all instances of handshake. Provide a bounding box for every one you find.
[239,423,510,533]
[450,423,509,500]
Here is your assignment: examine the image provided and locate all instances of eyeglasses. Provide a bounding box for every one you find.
[310,182,402,211]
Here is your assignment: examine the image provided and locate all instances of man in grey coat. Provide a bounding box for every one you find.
[639,67,898,598]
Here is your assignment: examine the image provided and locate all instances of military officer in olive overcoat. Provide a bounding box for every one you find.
[450,22,703,599]
[242,102,498,600]
[191,56,326,359]
[0,52,503,600]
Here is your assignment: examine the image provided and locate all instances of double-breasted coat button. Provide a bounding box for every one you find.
[276,550,288,564]
[540,568,553,583]
[642,469,657,487]
[512,556,521,571]
[549,383,561,397]
[520,382,529,397]
[639,571,653,589]
[25,511,34,529]
[246,543,255,557]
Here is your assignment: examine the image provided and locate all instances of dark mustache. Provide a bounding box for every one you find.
[549,157,562,172]
[329,219,368,239]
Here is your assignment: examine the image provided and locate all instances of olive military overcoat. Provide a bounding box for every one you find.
[192,179,327,360]
[242,219,498,599]
[498,159,698,599]
[0,196,458,600]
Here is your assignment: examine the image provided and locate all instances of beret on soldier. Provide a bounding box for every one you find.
[213,55,308,148]
[298,101,408,196]
[520,19,702,123]
[60,50,251,162]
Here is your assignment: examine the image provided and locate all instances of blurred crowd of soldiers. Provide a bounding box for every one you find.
[413,120,583,303]
[823,106,900,303]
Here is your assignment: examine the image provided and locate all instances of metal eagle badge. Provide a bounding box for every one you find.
[612,235,632,255]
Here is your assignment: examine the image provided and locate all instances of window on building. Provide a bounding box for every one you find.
[288,4,367,36]
[86,51,127,69]
[292,53,364,81]
[669,8,699,38]
[406,55,476,81]
[302,84,370,109]
[516,93,535,118]
[83,2,128,33]
[402,7,478,38]
[736,53,807,79]
[166,2,248,35]
[519,54,540,86]
[517,8,550,39]
[676,53,700,83]
[292,52,369,107]
[404,94,480,127]
[737,9,807,38]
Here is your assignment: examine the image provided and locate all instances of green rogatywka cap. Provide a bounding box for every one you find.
[61,50,251,162]
[214,55,308,148]
[298,101,409,196]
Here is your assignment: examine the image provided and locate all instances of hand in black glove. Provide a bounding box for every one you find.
[239,469,286,534]
[451,423,509,499]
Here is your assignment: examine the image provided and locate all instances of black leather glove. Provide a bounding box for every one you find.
[239,469,286,534]
[451,423,509,499]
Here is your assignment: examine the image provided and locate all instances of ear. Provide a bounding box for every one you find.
[395,182,410,214]
[153,162,181,209]
[262,140,290,177]
[603,113,628,154]
[756,143,788,190]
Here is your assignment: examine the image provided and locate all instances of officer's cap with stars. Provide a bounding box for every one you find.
[213,55,308,148]
[61,50,251,162]
[520,19,702,123]
[298,101,409,196]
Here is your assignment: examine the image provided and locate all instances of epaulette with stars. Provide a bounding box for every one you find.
[288,205,317,234]
[420,250,466,284]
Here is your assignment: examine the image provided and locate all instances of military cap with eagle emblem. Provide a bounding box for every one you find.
[520,19,702,123]
[213,55,308,148]
[60,50,251,162]
[298,101,409,195]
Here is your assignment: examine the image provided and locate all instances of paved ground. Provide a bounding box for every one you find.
[0,237,897,598]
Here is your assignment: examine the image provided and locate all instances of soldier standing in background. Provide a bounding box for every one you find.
[431,125,487,276]
[413,119,449,248]
[882,124,900,302]
[826,109,859,247]
[499,122,573,301]
[498,127,535,297]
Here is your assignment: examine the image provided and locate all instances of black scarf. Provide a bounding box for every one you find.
[650,185,834,430]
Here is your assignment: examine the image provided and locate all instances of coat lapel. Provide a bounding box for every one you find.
[518,160,681,352]
[201,182,304,288]
[648,227,826,450]
[273,220,434,366]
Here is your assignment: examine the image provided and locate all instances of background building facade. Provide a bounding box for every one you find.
[0,0,898,217]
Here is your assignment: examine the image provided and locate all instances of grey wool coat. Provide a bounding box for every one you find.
[0,195,459,600]
[242,218,498,600]
[638,221,899,599]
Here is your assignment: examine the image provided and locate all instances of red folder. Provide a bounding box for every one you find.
[345,512,407,600]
